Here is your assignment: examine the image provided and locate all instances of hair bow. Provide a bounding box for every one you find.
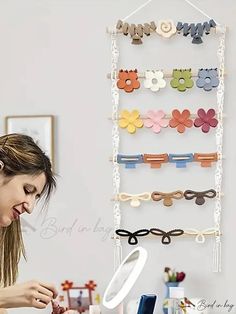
[117,192,151,207]
[150,228,184,244]
[184,228,217,243]
[115,229,150,245]
[184,189,216,205]
[151,191,184,206]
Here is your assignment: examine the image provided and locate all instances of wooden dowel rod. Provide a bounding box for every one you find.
[107,70,226,79]
[106,25,227,34]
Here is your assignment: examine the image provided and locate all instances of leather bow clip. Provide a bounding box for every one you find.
[151,191,184,206]
[150,228,184,244]
[184,228,218,243]
[117,154,143,168]
[184,189,216,205]
[169,153,194,168]
[143,153,169,168]
[115,229,150,245]
[194,153,218,167]
[117,192,151,207]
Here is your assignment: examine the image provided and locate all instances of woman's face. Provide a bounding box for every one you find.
[0,173,46,227]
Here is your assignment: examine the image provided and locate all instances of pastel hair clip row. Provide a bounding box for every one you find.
[115,189,217,207]
[113,19,217,45]
[116,152,219,169]
[116,109,219,134]
[115,227,219,245]
[108,68,221,93]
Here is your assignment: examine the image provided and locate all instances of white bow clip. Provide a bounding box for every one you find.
[185,228,217,243]
[117,192,151,207]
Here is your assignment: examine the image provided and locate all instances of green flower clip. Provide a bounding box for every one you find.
[170,69,194,92]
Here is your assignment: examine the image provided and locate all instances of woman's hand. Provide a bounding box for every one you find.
[51,301,77,314]
[0,280,58,309]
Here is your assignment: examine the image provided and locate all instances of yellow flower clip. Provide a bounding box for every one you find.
[119,109,143,134]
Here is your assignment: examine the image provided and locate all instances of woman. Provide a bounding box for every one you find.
[0,134,70,313]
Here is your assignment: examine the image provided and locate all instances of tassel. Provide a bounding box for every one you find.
[213,237,221,272]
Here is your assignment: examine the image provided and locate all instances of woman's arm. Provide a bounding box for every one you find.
[0,309,7,314]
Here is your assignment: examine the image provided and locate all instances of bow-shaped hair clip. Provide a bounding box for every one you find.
[184,228,217,243]
[184,189,216,205]
[115,229,150,245]
[150,228,184,244]
[117,192,151,207]
[117,154,143,169]
[194,153,218,167]
[143,153,168,168]
[169,153,194,168]
[151,191,183,206]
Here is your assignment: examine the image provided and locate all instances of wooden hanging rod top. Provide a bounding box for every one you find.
[106,25,227,34]
[107,70,226,79]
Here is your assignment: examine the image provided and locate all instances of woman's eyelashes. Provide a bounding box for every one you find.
[24,187,32,194]
[24,186,40,199]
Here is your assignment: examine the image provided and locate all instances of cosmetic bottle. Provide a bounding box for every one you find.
[168,287,184,314]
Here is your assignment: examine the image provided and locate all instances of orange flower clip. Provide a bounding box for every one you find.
[117,69,140,93]
[169,109,193,133]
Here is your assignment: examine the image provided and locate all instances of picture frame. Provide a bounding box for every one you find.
[67,286,92,313]
[5,115,55,168]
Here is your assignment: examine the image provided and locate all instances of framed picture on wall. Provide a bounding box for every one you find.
[5,115,54,168]
[67,286,92,313]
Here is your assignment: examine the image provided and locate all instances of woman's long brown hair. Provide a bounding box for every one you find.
[0,134,56,287]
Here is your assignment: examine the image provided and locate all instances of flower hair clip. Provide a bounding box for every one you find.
[116,108,219,134]
[112,68,222,93]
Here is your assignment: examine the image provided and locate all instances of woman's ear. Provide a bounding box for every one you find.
[0,160,4,171]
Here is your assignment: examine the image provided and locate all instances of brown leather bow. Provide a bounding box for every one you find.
[184,189,216,205]
[151,191,184,206]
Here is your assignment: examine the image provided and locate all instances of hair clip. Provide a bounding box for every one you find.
[143,153,168,168]
[169,153,194,168]
[170,69,194,92]
[117,69,140,93]
[117,192,151,207]
[196,68,219,91]
[144,71,166,92]
[176,19,216,44]
[144,110,169,133]
[117,154,143,168]
[151,191,184,206]
[169,109,193,133]
[150,228,184,244]
[184,228,217,243]
[184,189,217,205]
[115,229,150,245]
[194,153,218,167]
[116,20,157,44]
[194,108,218,133]
[156,20,177,38]
[119,110,143,134]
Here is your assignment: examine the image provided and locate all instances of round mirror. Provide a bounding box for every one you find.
[103,247,148,309]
